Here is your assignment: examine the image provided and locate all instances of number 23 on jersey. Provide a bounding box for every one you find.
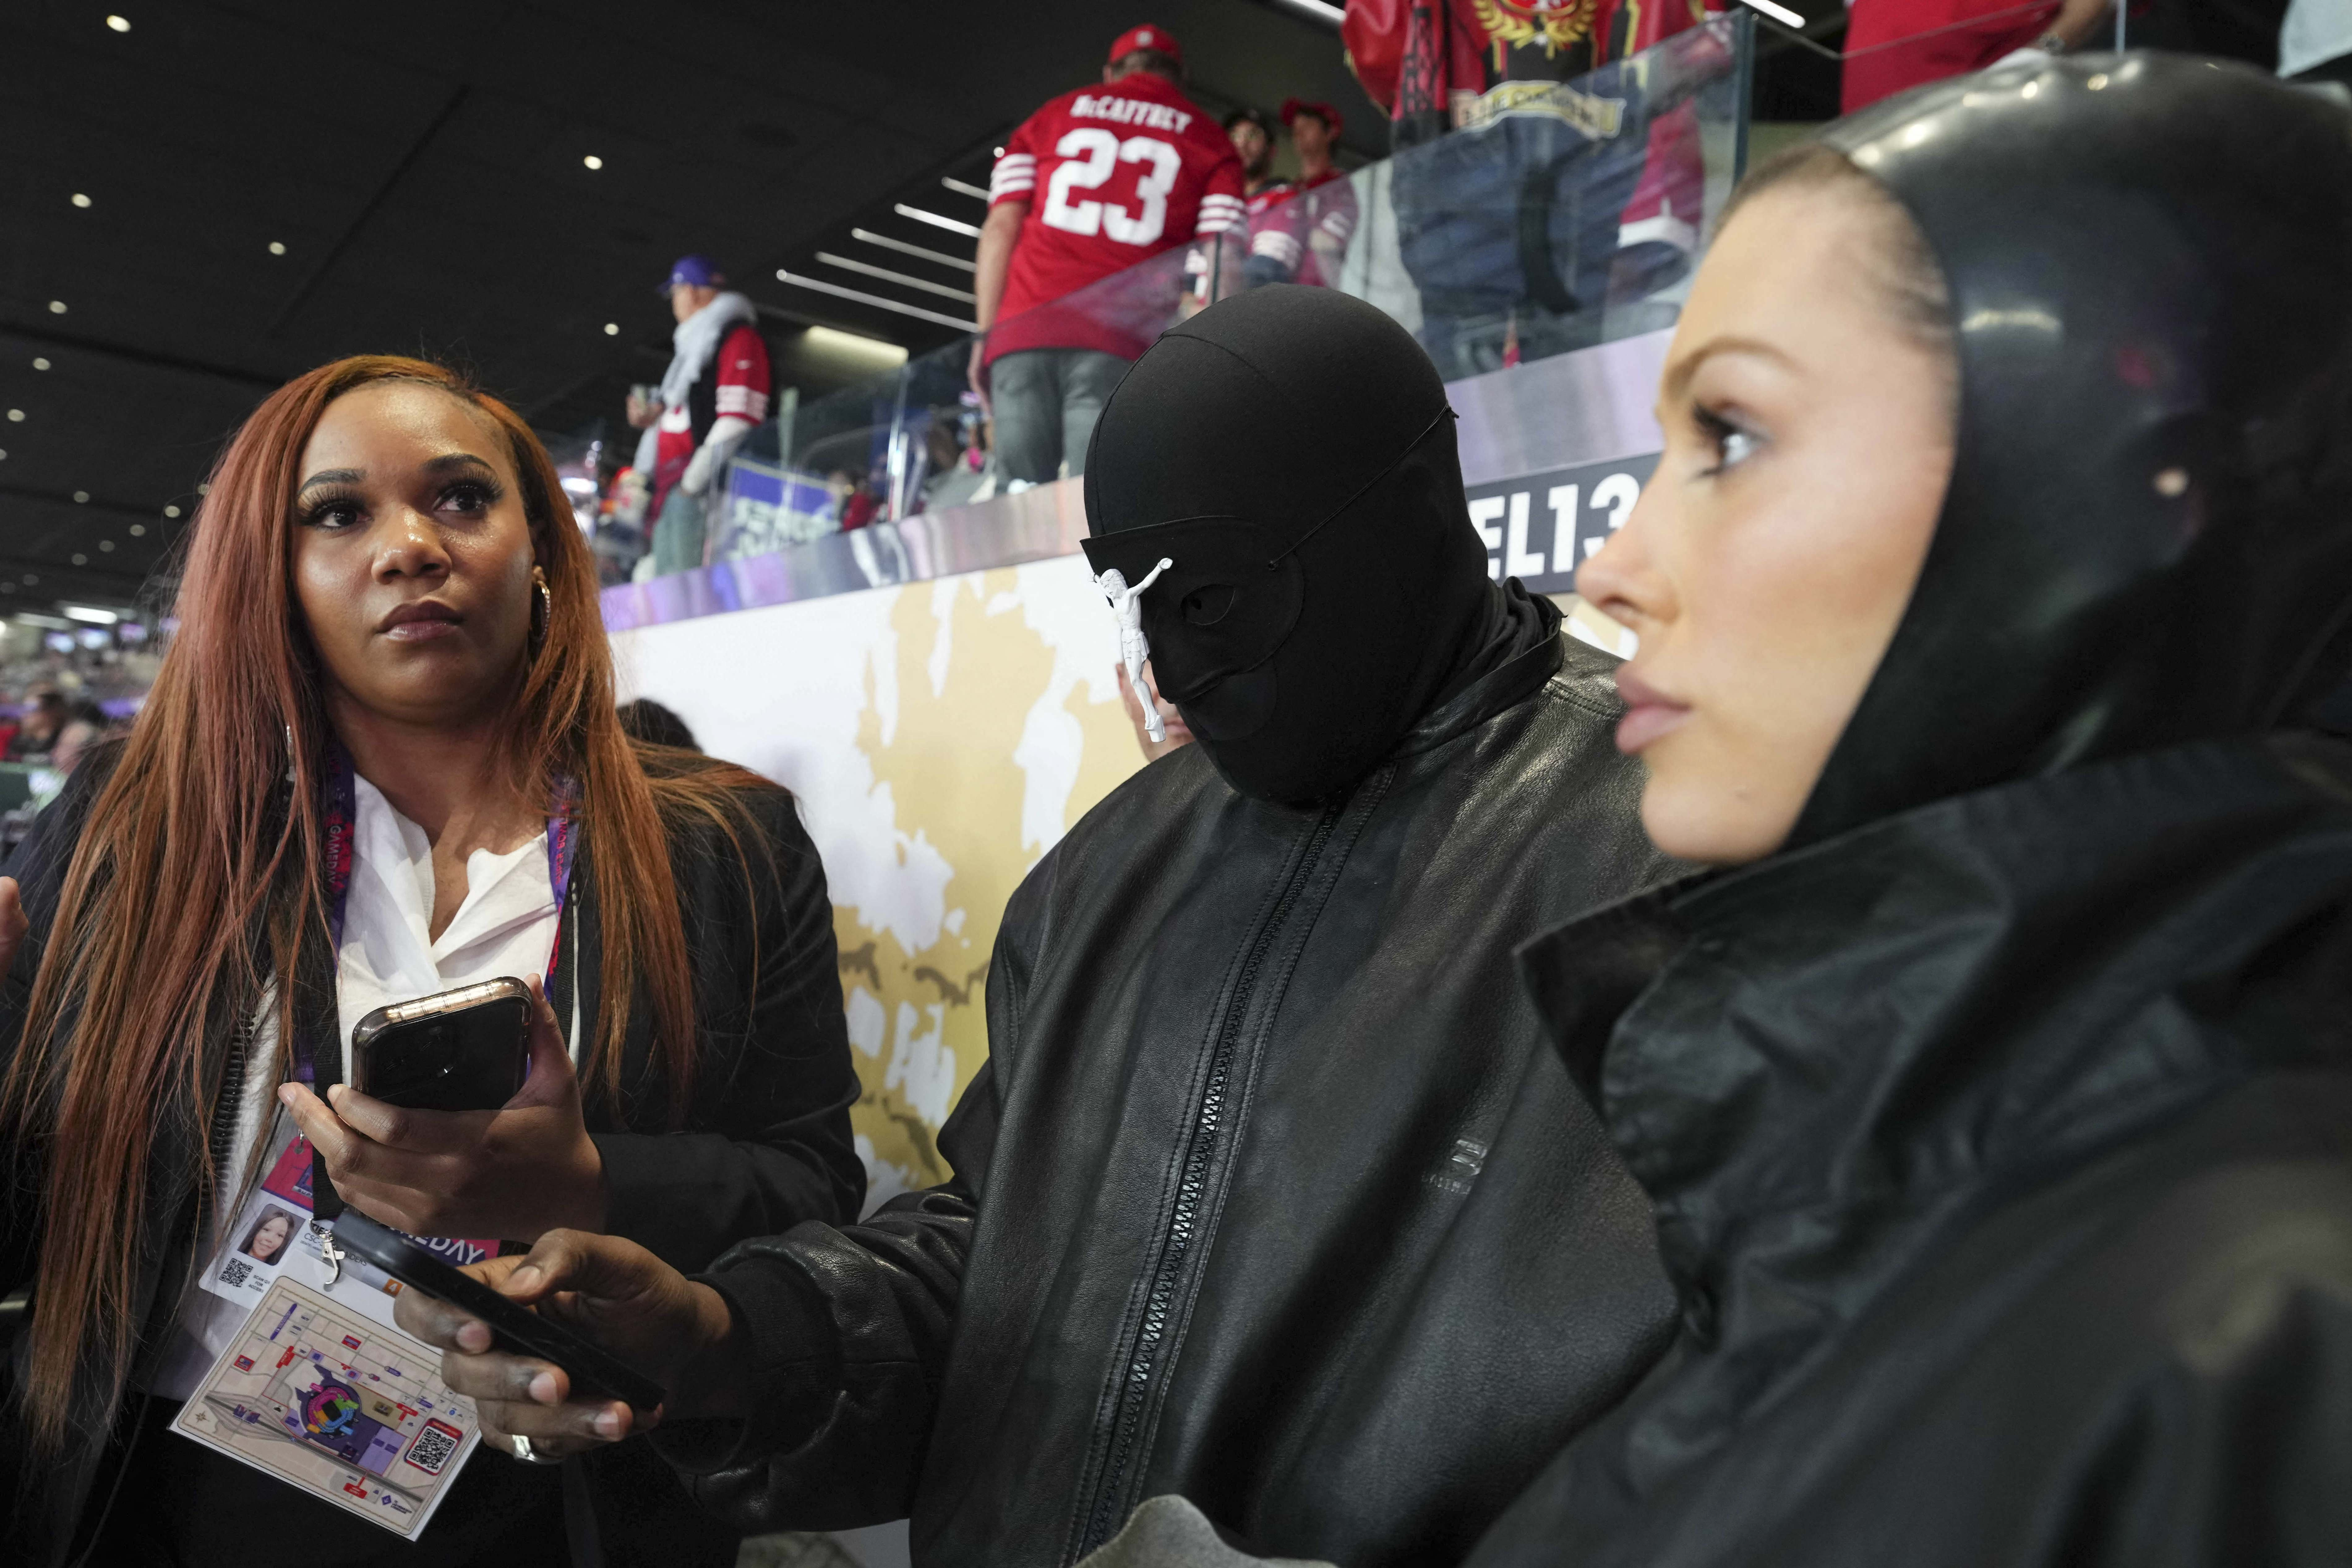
[1044,130,1184,246]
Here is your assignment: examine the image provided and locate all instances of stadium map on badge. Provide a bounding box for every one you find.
[172,1275,483,1539]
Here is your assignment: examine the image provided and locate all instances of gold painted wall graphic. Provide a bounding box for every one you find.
[612,556,1143,1207]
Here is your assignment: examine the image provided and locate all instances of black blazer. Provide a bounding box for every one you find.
[0,739,863,1565]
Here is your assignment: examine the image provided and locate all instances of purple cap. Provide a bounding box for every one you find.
[660,254,721,294]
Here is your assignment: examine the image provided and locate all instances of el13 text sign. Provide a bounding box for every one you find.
[1466,452,1658,597]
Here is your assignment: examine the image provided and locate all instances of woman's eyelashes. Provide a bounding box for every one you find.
[1692,403,1765,476]
[296,479,503,531]
[298,487,365,531]
[439,479,502,516]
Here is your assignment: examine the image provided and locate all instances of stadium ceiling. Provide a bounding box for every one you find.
[0,0,1376,613]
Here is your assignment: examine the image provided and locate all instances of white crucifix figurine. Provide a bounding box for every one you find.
[1097,557,1175,742]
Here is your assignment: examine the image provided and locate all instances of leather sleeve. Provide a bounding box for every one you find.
[658,1009,1009,1531]
[649,827,1045,1528]
[592,786,867,1271]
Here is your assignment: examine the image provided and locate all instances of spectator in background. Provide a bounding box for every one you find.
[626,256,771,577]
[1842,0,2111,112]
[921,403,996,512]
[615,698,700,752]
[1219,107,1295,304]
[46,699,112,778]
[1225,106,1289,203]
[1345,0,1722,145]
[972,24,1246,486]
[1343,0,1728,374]
[593,464,651,585]
[1249,99,1357,288]
[4,688,66,761]
[840,475,880,532]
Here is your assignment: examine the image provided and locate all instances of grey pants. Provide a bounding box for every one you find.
[989,348,1131,484]
[651,484,708,577]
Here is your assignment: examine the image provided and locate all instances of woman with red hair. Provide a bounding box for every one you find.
[0,357,862,1566]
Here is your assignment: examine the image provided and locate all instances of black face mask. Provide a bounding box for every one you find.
[1792,55,2352,844]
[1082,286,1497,804]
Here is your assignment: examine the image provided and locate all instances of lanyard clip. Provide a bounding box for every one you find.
[314,1223,345,1288]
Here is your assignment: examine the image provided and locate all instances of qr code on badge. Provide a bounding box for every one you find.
[405,1419,462,1476]
[216,1256,253,1289]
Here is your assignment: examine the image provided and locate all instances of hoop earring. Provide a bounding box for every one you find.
[529,566,551,659]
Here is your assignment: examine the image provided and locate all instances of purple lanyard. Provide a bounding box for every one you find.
[297,749,579,1082]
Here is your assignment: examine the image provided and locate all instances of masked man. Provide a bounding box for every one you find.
[400,286,1678,1568]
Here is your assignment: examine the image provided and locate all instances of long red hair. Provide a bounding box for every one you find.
[1,357,761,1447]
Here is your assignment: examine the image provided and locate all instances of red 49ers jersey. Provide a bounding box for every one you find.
[1251,168,1360,289]
[985,71,1245,366]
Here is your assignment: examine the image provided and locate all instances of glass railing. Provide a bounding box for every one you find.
[646,14,1753,578]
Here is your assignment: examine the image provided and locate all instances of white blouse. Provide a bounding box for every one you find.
[144,778,563,1399]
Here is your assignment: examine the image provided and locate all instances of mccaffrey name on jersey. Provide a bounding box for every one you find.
[985,69,1245,366]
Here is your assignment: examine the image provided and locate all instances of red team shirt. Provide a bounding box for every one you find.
[985,71,1246,367]
[1841,0,2047,114]
[1248,167,1360,289]
[650,322,770,514]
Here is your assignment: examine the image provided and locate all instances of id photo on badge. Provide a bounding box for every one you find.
[230,1204,298,1277]
[206,1192,303,1302]
[202,1126,317,1305]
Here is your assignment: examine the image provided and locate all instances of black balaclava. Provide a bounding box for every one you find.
[1789,55,2352,845]
[1082,286,1503,805]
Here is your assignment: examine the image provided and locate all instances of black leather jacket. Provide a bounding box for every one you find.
[0,742,864,1566]
[1469,734,2352,1568]
[670,628,1680,1567]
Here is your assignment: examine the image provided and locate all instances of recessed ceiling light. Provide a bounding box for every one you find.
[31,358,49,370]
[98,540,115,552]
[106,14,130,31]
[70,554,86,565]
[583,154,603,170]
[603,322,619,335]
[130,523,147,535]
[161,505,178,518]
[48,301,66,314]
[5,410,22,422]
[72,491,88,503]
[196,482,209,494]
[71,193,92,208]
[21,574,36,585]
[0,449,8,461]
[268,241,286,255]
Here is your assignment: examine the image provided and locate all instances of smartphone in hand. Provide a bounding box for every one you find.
[330,1208,668,1411]
[349,978,532,1112]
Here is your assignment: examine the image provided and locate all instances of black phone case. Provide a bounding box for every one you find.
[330,1209,669,1412]
[348,982,532,1113]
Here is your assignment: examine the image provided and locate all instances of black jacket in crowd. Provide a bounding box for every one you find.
[1467,734,2352,1568]
[663,627,1681,1568]
[0,740,864,1567]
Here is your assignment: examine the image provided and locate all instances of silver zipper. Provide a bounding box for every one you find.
[1071,802,1345,1560]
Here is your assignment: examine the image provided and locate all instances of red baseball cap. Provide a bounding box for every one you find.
[1281,98,1344,136]
[1107,24,1182,67]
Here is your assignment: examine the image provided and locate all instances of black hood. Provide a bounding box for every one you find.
[1791,54,2352,844]
[1081,285,1506,805]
